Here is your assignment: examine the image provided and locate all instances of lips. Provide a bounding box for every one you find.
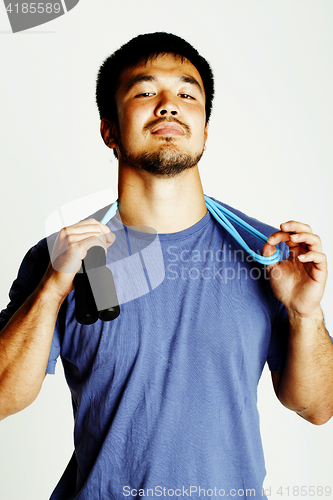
[151,122,185,136]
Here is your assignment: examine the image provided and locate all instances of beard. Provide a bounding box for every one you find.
[117,137,205,177]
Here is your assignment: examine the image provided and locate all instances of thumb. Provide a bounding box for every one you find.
[262,242,278,274]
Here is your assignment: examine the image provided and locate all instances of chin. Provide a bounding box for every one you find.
[118,138,205,177]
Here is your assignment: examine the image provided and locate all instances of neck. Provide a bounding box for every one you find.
[117,163,207,233]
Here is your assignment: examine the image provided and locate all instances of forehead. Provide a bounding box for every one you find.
[117,53,205,95]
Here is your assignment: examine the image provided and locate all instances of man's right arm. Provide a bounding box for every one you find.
[0,269,66,420]
[0,219,115,420]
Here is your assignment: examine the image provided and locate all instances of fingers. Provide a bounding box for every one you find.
[60,228,115,249]
[59,219,114,244]
[63,232,114,257]
[267,220,322,253]
[262,241,277,257]
[280,220,312,234]
[298,250,327,274]
[45,219,117,299]
[51,219,116,274]
[62,219,112,236]
[268,231,322,252]
[265,220,327,283]
[297,249,328,287]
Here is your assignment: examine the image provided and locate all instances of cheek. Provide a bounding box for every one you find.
[187,106,206,129]
[120,105,147,136]
[116,109,147,150]
[192,118,207,142]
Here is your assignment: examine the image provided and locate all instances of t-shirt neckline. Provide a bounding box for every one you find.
[109,209,212,241]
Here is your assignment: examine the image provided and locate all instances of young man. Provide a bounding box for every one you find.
[0,32,332,499]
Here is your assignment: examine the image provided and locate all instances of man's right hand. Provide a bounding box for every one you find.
[0,218,115,419]
[45,218,116,300]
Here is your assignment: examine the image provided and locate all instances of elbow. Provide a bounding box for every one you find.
[0,397,26,421]
[0,366,46,420]
[312,416,332,426]
[297,409,333,426]
[0,385,40,421]
[278,393,333,425]
[0,396,35,421]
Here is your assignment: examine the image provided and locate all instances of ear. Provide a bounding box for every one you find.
[203,122,209,151]
[100,118,118,150]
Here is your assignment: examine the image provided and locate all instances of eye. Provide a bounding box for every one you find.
[179,93,194,100]
[135,92,155,98]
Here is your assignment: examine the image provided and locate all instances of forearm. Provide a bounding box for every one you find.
[277,308,333,425]
[0,269,65,420]
[0,219,114,420]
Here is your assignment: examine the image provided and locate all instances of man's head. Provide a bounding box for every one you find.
[96,32,214,175]
[96,32,214,125]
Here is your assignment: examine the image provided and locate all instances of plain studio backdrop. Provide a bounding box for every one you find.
[0,1,332,498]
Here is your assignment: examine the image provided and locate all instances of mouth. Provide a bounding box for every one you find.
[150,122,185,136]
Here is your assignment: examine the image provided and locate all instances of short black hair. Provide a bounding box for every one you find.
[95,32,214,125]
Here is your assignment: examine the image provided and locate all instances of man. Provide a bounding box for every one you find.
[0,32,332,499]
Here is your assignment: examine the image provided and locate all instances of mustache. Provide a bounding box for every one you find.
[144,117,191,136]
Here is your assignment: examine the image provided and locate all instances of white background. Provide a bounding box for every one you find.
[0,1,332,498]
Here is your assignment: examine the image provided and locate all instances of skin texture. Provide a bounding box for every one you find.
[0,53,332,426]
[100,54,209,234]
[263,222,333,424]
[0,220,114,419]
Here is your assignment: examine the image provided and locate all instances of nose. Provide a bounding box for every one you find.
[155,92,179,117]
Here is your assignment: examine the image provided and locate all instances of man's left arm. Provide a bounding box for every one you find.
[263,221,333,425]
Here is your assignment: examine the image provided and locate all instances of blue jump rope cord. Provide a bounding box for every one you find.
[100,196,280,266]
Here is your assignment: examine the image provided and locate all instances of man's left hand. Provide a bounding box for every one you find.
[263,221,328,318]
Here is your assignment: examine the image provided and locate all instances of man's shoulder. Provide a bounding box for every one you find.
[208,196,279,237]
[87,204,113,222]
[206,195,289,260]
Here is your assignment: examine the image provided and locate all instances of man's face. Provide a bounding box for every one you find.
[110,53,208,176]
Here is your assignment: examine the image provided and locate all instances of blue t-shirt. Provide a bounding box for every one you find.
[0,199,289,499]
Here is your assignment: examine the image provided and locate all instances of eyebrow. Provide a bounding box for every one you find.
[124,74,156,93]
[123,74,204,95]
[179,75,204,95]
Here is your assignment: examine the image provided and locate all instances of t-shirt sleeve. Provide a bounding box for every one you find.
[266,241,290,373]
[0,237,61,375]
[267,300,289,372]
